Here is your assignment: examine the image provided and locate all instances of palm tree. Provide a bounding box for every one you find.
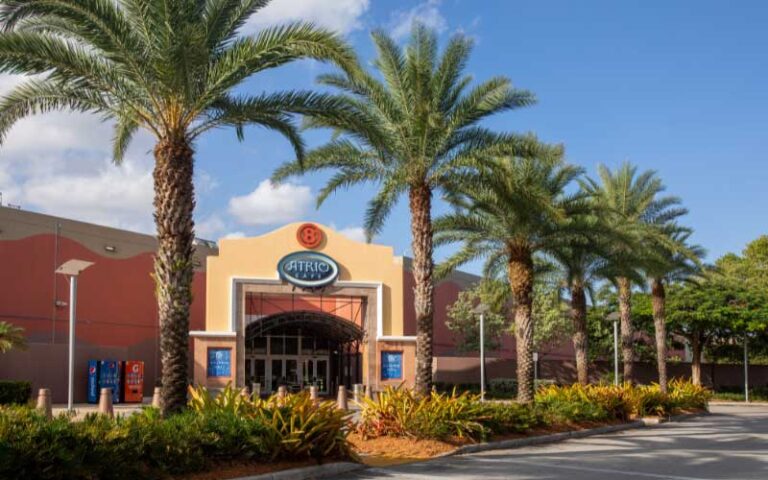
[434,155,589,402]
[550,243,605,385]
[581,163,687,383]
[643,227,704,392]
[0,0,358,414]
[273,24,549,395]
[0,321,26,353]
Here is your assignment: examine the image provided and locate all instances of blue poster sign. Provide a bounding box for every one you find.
[207,348,231,377]
[381,351,403,380]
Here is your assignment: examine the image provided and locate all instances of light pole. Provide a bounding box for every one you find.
[744,332,750,403]
[606,311,620,386]
[473,303,490,401]
[56,259,94,411]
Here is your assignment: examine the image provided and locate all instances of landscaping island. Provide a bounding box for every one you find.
[0,380,710,479]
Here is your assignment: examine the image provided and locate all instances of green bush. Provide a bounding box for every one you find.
[477,402,543,435]
[0,384,356,480]
[0,381,31,405]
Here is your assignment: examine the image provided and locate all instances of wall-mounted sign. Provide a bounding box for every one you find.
[296,223,324,249]
[381,351,403,380]
[207,348,231,377]
[278,251,339,289]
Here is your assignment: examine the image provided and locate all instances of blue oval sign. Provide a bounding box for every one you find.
[277,251,339,288]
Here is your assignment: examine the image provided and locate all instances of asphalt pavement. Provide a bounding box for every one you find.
[340,404,768,480]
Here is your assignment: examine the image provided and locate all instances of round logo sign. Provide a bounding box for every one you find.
[278,251,339,289]
[296,223,323,249]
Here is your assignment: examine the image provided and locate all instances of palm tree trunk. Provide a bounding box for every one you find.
[153,136,196,415]
[409,183,434,397]
[570,281,589,385]
[507,243,534,403]
[617,277,634,384]
[691,330,702,386]
[651,277,668,393]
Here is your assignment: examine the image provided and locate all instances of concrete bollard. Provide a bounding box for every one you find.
[277,385,287,401]
[336,385,348,410]
[309,385,319,404]
[36,388,52,419]
[240,387,250,398]
[98,388,114,418]
[251,382,261,398]
[353,384,363,404]
[151,387,162,408]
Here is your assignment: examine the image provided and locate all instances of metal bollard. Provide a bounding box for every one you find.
[36,388,52,419]
[98,388,114,418]
[309,385,319,404]
[151,387,162,408]
[336,385,348,410]
[353,384,363,404]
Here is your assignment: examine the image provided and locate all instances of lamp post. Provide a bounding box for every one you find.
[606,311,620,386]
[472,303,490,401]
[56,259,94,411]
[744,333,750,403]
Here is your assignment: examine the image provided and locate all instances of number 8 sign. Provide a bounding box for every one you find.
[297,223,323,249]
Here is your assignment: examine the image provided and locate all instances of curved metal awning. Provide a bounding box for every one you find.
[245,310,364,344]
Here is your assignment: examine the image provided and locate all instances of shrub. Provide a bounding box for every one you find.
[476,402,543,435]
[0,380,31,405]
[356,387,487,441]
[668,379,712,410]
[188,384,354,461]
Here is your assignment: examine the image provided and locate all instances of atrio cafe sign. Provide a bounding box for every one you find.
[278,251,339,289]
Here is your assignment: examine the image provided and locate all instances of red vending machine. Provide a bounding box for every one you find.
[123,361,144,403]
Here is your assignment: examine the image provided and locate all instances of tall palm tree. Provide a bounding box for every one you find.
[581,163,687,383]
[550,243,604,385]
[273,24,550,395]
[643,227,704,392]
[0,321,26,354]
[434,155,589,402]
[0,0,358,414]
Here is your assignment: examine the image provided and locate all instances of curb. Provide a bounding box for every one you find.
[709,401,768,407]
[232,462,365,480]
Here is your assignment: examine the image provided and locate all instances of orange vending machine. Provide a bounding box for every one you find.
[123,361,144,403]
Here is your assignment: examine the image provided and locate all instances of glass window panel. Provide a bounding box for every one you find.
[315,338,329,354]
[285,360,298,385]
[272,359,283,387]
[301,336,314,354]
[270,336,284,355]
[285,336,298,355]
[252,336,267,354]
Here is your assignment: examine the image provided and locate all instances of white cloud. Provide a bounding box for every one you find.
[223,231,246,240]
[339,226,367,243]
[196,214,227,239]
[247,0,370,35]
[228,180,312,226]
[15,157,155,233]
[389,0,446,39]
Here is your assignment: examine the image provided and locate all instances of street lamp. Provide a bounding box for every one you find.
[56,259,94,411]
[744,332,750,403]
[606,311,620,386]
[472,303,490,401]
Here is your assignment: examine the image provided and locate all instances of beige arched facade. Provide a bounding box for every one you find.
[191,223,420,392]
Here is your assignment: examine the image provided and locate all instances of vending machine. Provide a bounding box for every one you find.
[98,360,122,404]
[87,360,100,404]
[122,361,144,403]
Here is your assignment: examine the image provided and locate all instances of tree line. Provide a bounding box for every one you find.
[0,0,761,412]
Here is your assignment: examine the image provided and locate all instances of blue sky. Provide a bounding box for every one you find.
[1,0,767,274]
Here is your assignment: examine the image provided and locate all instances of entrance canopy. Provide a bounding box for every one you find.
[245,310,364,344]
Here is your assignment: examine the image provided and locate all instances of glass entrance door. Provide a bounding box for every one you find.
[302,358,329,394]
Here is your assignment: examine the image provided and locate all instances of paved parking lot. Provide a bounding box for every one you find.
[341,404,768,480]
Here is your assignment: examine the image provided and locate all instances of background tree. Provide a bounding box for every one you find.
[667,276,768,384]
[0,0,357,414]
[434,154,587,402]
[0,321,26,354]
[274,24,546,395]
[446,279,510,353]
[581,163,686,383]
